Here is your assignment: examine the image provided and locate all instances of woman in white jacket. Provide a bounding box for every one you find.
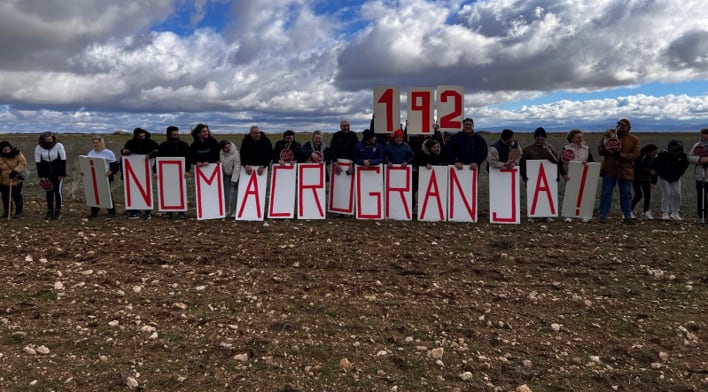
[219,140,241,217]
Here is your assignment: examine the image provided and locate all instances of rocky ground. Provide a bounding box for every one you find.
[0,198,706,391]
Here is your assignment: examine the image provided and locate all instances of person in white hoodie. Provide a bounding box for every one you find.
[219,140,241,217]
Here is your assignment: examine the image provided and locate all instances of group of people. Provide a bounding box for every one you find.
[1,120,707,224]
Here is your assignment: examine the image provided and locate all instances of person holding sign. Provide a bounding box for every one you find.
[0,141,27,219]
[189,124,220,167]
[273,130,301,165]
[35,131,67,220]
[122,128,159,219]
[157,126,191,219]
[300,130,331,165]
[597,118,640,224]
[240,125,273,176]
[384,129,414,167]
[353,129,384,166]
[687,128,708,224]
[219,139,241,217]
[560,129,595,223]
[520,127,562,181]
[446,117,488,171]
[488,129,522,170]
[86,136,118,218]
[330,119,359,175]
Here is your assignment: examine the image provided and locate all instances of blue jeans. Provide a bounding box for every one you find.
[599,176,633,219]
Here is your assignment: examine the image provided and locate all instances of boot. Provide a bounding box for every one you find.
[45,209,53,220]
[53,208,61,220]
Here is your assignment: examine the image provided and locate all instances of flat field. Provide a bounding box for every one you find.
[0,131,705,391]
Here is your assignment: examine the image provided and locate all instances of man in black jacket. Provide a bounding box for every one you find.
[240,126,273,176]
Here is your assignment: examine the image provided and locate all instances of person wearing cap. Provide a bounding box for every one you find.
[0,141,27,219]
[383,129,414,168]
[330,119,359,175]
[488,129,522,170]
[122,127,159,219]
[273,129,301,165]
[597,118,640,223]
[446,117,488,171]
[35,131,67,220]
[687,128,708,224]
[352,129,384,167]
[520,127,563,182]
[240,125,273,176]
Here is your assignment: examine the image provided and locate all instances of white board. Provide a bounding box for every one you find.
[384,164,413,220]
[447,165,478,222]
[156,157,188,212]
[525,160,559,218]
[235,166,268,221]
[79,155,112,209]
[268,164,296,219]
[355,165,384,220]
[328,159,355,215]
[297,163,326,220]
[194,163,225,220]
[122,155,153,210]
[489,167,521,224]
[417,165,448,221]
[561,161,601,219]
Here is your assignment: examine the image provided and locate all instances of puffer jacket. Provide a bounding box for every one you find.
[0,149,27,186]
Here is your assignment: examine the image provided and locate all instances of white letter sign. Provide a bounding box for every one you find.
[489,167,521,224]
[194,163,225,220]
[328,159,355,215]
[384,164,413,220]
[268,164,296,219]
[356,165,383,220]
[298,163,326,220]
[374,86,401,133]
[407,87,434,135]
[561,161,601,220]
[122,155,153,211]
[437,85,464,132]
[236,167,268,221]
[447,165,478,222]
[156,157,188,212]
[526,160,558,218]
[417,166,448,221]
[79,155,112,209]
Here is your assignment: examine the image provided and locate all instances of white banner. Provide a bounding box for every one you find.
[373,86,401,133]
[561,162,601,219]
[122,155,153,210]
[194,163,225,220]
[437,85,464,132]
[298,163,326,220]
[525,160,559,218]
[407,87,435,135]
[356,165,384,220]
[156,157,188,212]
[79,155,113,209]
[328,159,355,215]
[384,164,413,220]
[417,165,448,221]
[236,166,268,221]
[489,167,521,224]
[447,165,478,222]
[268,164,296,219]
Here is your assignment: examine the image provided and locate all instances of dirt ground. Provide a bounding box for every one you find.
[0,198,706,391]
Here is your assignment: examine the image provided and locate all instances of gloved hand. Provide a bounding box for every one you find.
[9,170,18,179]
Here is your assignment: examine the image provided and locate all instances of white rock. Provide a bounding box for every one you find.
[339,358,351,369]
[132,286,142,293]
[108,320,120,327]
[36,345,50,355]
[23,345,37,355]
[590,355,601,363]
[195,285,206,291]
[435,359,444,367]
[39,257,48,263]
[405,336,414,342]
[53,281,65,290]
[29,380,38,386]
[375,350,388,357]
[141,325,156,333]
[116,289,125,296]
[173,302,188,310]
[125,376,139,389]
[148,332,158,340]
[24,255,33,262]
[651,362,662,369]
[234,353,249,362]
[659,351,669,361]
[551,323,561,332]
[459,371,474,381]
[429,347,444,359]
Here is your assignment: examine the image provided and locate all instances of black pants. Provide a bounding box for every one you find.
[0,183,23,215]
[45,177,63,210]
[631,180,652,212]
[697,180,708,219]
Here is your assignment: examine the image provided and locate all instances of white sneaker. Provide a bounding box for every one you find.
[564,217,573,223]
[643,211,654,220]
[581,217,591,223]
[630,211,637,219]
[670,213,682,221]
[662,213,670,220]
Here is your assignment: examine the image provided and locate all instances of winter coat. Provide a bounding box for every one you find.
[240,133,273,168]
[220,142,241,183]
[687,140,708,181]
[384,141,415,164]
[446,131,488,166]
[0,149,27,186]
[654,150,689,183]
[35,142,67,179]
[598,132,640,180]
[157,138,191,172]
[352,141,384,166]
[330,130,359,161]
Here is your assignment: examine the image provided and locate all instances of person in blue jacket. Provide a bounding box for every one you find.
[384,129,415,167]
[353,129,384,167]
[446,117,488,171]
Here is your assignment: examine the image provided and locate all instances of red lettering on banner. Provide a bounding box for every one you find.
[575,163,590,215]
[356,166,382,219]
[328,162,355,214]
[196,164,223,218]
[268,165,295,218]
[158,160,186,210]
[385,166,411,219]
[299,164,325,217]
[492,168,518,223]
[237,172,262,219]
[410,91,431,134]
[419,170,444,220]
[89,159,100,205]
[124,157,152,206]
[530,163,556,215]
[377,88,394,131]
[439,90,462,129]
[448,167,476,220]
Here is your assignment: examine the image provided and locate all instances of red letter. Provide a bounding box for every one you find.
[492,168,518,223]
[448,167,477,220]
[529,163,556,215]
[385,165,411,219]
[299,164,325,217]
[237,172,262,219]
[419,170,444,220]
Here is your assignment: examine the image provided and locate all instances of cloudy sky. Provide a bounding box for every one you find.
[1,0,707,135]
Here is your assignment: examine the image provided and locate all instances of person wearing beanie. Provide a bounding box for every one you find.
[35,131,67,220]
[157,126,191,219]
[446,117,488,171]
[520,126,563,182]
[598,118,640,223]
[353,128,384,167]
[384,129,415,168]
[687,128,708,223]
[488,129,522,170]
[0,141,27,219]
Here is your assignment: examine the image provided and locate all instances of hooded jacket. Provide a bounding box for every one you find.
[0,145,27,186]
[123,128,159,156]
